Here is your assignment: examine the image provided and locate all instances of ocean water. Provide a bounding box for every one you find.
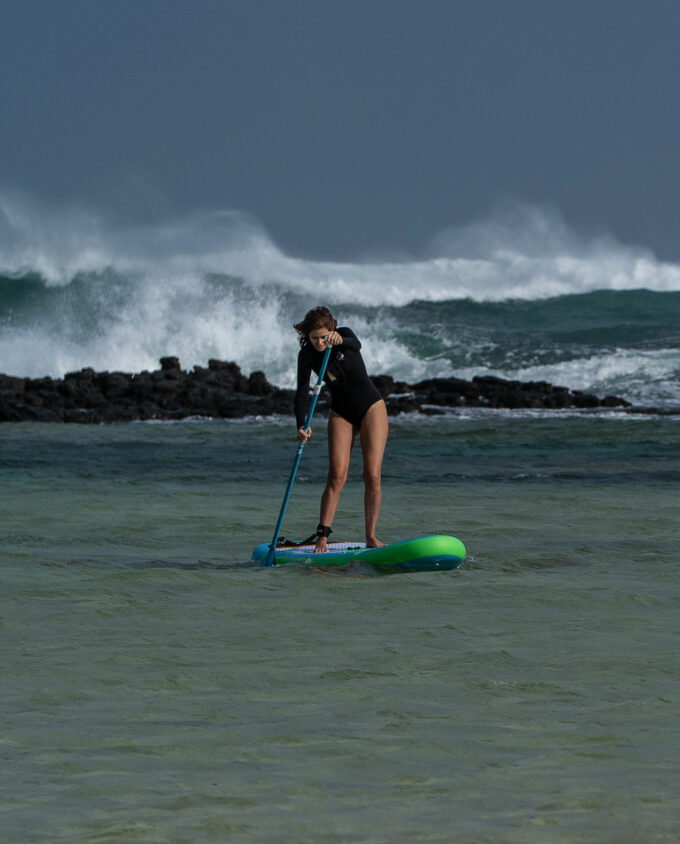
[1,199,680,407]
[2,413,679,842]
[2,201,680,841]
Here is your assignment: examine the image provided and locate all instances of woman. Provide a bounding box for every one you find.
[294,306,388,552]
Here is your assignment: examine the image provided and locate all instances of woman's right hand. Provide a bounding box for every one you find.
[297,426,311,443]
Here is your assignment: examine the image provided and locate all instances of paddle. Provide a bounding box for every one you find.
[261,342,333,566]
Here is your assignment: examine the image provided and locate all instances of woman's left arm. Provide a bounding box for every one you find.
[337,327,361,351]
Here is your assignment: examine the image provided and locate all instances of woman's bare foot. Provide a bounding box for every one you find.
[314,536,329,553]
[366,537,385,548]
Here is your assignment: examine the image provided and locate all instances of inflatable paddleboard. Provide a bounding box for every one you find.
[252,534,466,572]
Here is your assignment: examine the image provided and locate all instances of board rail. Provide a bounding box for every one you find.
[252,534,466,572]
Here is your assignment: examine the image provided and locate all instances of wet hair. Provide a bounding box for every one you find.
[293,306,338,347]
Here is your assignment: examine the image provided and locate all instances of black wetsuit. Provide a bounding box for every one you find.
[295,327,383,428]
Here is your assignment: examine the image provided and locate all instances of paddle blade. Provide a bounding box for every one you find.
[260,544,276,567]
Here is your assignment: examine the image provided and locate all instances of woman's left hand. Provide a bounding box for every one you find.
[326,330,343,346]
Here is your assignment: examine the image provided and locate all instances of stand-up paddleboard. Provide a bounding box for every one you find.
[252,534,466,572]
[257,341,466,573]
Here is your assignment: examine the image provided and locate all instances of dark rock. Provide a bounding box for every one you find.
[208,359,243,377]
[571,391,602,409]
[372,374,395,397]
[0,374,26,394]
[0,356,657,424]
[64,367,96,381]
[247,371,273,396]
[100,372,132,400]
[0,397,25,421]
[160,356,181,371]
[129,372,154,398]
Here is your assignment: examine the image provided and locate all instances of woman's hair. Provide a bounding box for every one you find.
[293,306,337,347]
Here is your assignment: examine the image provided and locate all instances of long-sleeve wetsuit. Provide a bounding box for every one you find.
[294,327,382,428]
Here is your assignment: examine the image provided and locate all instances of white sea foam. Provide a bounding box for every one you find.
[3,192,680,301]
[1,191,680,402]
[452,348,680,406]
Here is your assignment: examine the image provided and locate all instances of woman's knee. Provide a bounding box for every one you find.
[327,467,348,490]
[362,465,382,488]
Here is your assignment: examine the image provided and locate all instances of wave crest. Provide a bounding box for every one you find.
[3,192,680,301]
[1,192,679,403]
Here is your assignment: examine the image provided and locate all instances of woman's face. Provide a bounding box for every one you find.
[309,327,331,351]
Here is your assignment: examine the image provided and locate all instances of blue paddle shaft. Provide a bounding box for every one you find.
[262,343,333,566]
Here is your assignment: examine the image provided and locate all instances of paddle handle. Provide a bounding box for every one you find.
[262,343,333,566]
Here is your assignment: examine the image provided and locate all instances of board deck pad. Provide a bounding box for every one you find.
[252,535,466,572]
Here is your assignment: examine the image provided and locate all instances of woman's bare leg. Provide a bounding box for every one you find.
[315,411,355,552]
[359,400,388,547]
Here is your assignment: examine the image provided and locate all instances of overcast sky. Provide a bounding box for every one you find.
[2,0,680,261]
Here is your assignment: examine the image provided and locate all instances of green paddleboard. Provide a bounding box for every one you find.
[252,534,466,572]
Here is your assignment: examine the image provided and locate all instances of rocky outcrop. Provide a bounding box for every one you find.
[0,356,641,424]
[373,374,632,414]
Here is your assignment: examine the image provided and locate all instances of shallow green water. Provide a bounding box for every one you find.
[1,413,679,842]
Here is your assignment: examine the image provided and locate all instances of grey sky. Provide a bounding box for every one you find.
[2,0,680,261]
